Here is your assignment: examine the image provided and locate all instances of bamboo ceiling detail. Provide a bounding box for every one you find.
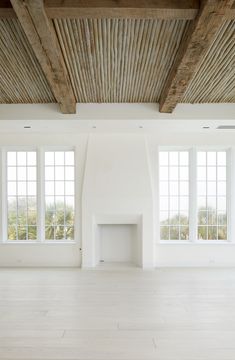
[53,18,189,103]
[182,20,235,103]
[0,19,55,104]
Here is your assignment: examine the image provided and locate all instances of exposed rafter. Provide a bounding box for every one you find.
[9,0,76,113]
[159,0,234,113]
[2,0,197,19]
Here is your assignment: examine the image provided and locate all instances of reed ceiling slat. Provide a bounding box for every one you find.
[182,20,235,103]
[53,18,189,103]
[0,18,55,104]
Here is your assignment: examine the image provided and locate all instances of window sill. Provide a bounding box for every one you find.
[0,240,77,245]
[158,240,233,245]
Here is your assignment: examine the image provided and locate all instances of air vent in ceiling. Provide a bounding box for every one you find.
[217,125,235,130]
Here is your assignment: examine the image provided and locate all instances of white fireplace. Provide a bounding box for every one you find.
[82,134,154,269]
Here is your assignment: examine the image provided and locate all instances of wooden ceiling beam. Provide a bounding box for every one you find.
[1,0,199,20]
[9,0,76,113]
[2,1,235,19]
[159,0,234,113]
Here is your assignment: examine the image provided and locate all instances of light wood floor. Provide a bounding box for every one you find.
[0,266,235,359]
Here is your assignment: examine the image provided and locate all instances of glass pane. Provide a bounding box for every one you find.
[45,226,55,240]
[17,182,27,196]
[198,226,207,240]
[65,209,74,226]
[8,167,16,181]
[8,226,17,240]
[218,197,226,211]
[65,182,74,196]
[208,226,217,240]
[160,182,168,196]
[179,152,188,166]
[66,226,74,240]
[179,212,188,225]
[45,211,55,226]
[160,226,169,240]
[18,167,27,181]
[160,211,169,225]
[159,152,168,166]
[180,226,189,240]
[218,226,227,240]
[55,211,65,226]
[169,182,178,196]
[208,211,217,225]
[207,182,216,196]
[207,167,216,181]
[28,197,37,212]
[180,182,188,196]
[217,167,226,181]
[198,211,207,225]
[55,182,64,196]
[169,211,179,225]
[169,152,178,166]
[45,196,55,212]
[7,152,16,166]
[169,167,178,181]
[17,226,27,240]
[207,197,216,210]
[17,152,27,166]
[55,226,65,240]
[159,167,168,181]
[207,152,216,166]
[197,152,206,166]
[65,167,74,181]
[198,182,206,196]
[45,166,54,181]
[180,167,188,181]
[65,151,74,166]
[198,196,206,209]
[28,212,37,225]
[28,182,37,196]
[8,182,17,196]
[217,152,226,166]
[27,167,36,181]
[197,167,206,181]
[170,226,179,240]
[180,197,188,211]
[55,152,64,165]
[170,197,178,211]
[55,167,64,181]
[218,182,226,196]
[45,181,54,196]
[27,152,36,166]
[28,226,37,240]
[160,197,168,211]
[218,212,227,225]
[45,152,54,166]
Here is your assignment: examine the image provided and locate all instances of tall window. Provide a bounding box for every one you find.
[45,151,75,240]
[7,151,37,241]
[159,150,189,240]
[197,151,227,240]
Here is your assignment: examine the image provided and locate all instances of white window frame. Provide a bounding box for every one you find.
[43,146,76,243]
[158,146,191,244]
[0,146,76,244]
[159,146,232,244]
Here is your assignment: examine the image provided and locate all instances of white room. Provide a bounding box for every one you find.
[0,1,235,359]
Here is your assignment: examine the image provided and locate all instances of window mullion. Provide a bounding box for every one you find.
[38,148,45,243]
[189,148,197,243]
[229,148,235,243]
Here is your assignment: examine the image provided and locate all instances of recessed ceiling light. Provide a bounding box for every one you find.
[24,126,31,129]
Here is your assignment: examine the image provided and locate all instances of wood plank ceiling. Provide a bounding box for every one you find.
[0,0,234,113]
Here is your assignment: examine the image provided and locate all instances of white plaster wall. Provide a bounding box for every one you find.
[0,103,235,267]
